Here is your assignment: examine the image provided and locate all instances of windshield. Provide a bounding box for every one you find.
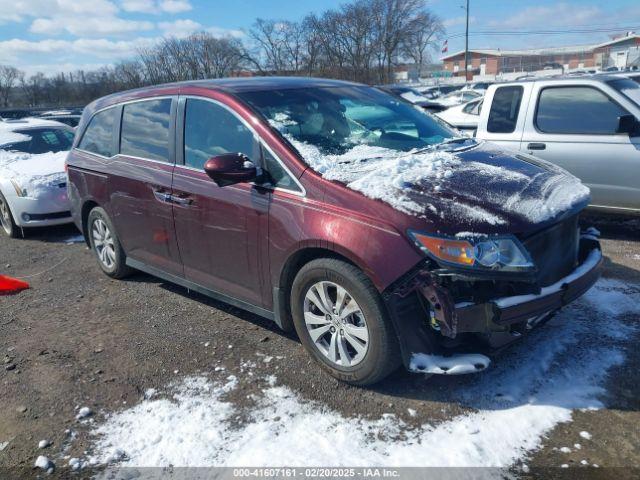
[239,86,456,157]
[1,127,74,154]
[608,78,640,106]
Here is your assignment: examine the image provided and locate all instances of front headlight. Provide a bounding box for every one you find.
[409,230,534,272]
[10,179,28,197]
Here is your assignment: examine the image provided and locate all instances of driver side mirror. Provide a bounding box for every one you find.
[616,114,640,136]
[204,153,258,187]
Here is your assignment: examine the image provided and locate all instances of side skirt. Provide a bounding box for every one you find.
[126,258,275,322]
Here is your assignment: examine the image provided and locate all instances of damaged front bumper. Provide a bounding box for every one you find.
[384,233,603,375]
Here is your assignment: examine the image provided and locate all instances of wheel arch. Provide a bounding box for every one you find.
[80,199,100,247]
[273,244,375,332]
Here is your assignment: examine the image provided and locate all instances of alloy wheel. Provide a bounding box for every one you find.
[0,197,12,235]
[92,218,116,269]
[303,281,369,367]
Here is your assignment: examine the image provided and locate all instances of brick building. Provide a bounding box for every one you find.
[442,34,640,78]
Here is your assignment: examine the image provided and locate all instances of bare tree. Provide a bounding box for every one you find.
[20,73,46,107]
[400,11,444,76]
[0,65,23,107]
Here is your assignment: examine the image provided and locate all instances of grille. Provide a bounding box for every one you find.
[27,211,72,221]
[521,215,579,287]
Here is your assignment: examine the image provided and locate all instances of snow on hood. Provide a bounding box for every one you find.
[0,150,68,197]
[272,120,589,229]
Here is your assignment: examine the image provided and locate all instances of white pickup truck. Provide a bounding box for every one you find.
[475,75,640,214]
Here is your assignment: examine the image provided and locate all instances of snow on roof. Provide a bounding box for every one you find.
[593,34,640,49]
[442,35,640,61]
[0,117,69,145]
[0,117,68,131]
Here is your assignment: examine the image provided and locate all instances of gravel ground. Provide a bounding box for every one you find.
[1,215,639,478]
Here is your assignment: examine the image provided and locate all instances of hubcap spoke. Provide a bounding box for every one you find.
[309,324,331,342]
[305,286,331,315]
[344,323,369,343]
[327,332,338,363]
[315,282,334,313]
[343,331,367,356]
[339,301,359,320]
[335,286,348,315]
[337,336,351,366]
[304,311,330,326]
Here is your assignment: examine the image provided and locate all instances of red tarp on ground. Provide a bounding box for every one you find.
[0,275,30,295]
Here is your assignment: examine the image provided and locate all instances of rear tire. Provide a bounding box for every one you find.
[87,207,132,279]
[290,258,401,386]
[0,191,19,238]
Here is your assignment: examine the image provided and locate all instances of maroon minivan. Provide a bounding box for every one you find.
[67,77,602,385]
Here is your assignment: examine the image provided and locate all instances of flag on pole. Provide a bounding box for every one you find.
[441,40,448,53]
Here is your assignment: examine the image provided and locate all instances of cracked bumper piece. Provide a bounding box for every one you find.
[409,352,491,375]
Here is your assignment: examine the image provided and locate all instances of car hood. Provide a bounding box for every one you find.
[0,150,68,197]
[313,140,590,235]
[395,142,590,234]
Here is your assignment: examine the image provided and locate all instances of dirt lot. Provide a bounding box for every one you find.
[1,215,639,478]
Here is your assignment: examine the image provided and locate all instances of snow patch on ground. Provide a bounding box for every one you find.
[84,279,637,469]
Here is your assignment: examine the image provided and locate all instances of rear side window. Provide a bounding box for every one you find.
[462,100,482,115]
[79,107,116,157]
[183,98,259,170]
[487,86,523,133]
[536,86,629,135]
[120,99,172,162]
[9,128,73,154]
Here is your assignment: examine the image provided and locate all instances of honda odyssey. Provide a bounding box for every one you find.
[67,77,602,385]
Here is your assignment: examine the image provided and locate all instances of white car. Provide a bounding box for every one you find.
[432,90,482,108]
[0,118,74,237]
[435,97,484,133]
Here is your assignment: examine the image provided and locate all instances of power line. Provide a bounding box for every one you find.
[446,26,640,40]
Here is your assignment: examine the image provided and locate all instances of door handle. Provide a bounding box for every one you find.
[527,142,546,150]
[153,190,172,203]
[170,195,193,206]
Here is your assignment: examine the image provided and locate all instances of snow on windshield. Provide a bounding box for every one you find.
[270,115,590,228]
[0,150,68,197]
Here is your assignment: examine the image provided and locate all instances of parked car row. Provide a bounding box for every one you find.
[0,118,75,237]
[2,74,637,386]
[0,107,83,127]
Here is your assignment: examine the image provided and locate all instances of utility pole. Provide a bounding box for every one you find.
[464,0,470,81]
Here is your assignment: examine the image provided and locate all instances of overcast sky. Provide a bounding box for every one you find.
[1,0,639,75]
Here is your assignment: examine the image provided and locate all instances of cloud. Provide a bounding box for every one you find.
[0,37,158,64]
[443,15,476,28]
[30,17,154,36]
[159,0,192,13]
[121,0,156,13]
[121,0,192,14]
[207,26,245,39]
[0,0,118,23]
[488,3,601,29]
[158,19,202,37]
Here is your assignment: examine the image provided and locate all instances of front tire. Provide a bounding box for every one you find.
[0,191,19,238]
[290,258,401,386]
[87,207,132,279]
